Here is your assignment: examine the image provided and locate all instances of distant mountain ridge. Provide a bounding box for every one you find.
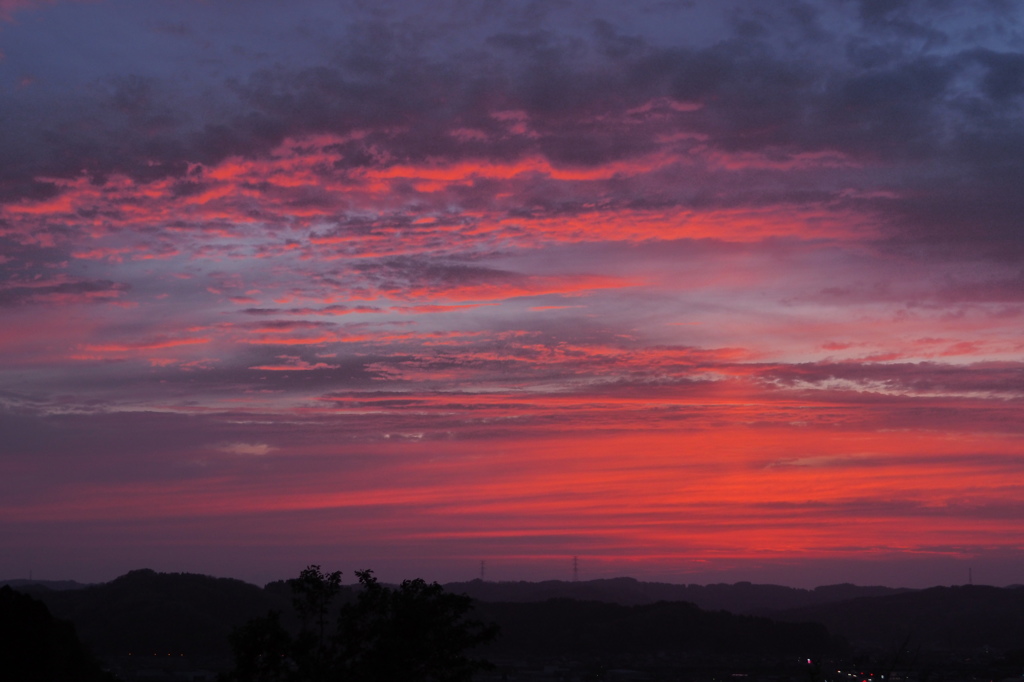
[444,576,912,614]
[1,578,93,591]
[6,573,914,614]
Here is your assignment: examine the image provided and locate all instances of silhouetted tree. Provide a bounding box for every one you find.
[334,570,499,682]
[291,565,342,643]
[224,567,498,682]
[226,610,293,682]
[289,564,343,680]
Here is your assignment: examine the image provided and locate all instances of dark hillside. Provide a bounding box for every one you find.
[773,585,1024,653]
[32,569,291,659]
[0,586,117,682]
[474,598,836,658]
[31,570,1024,679]
[24,570,848,677]
[446,577,910,613]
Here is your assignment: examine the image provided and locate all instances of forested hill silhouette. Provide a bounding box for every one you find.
[23,568,295,658]
[9,573,912,614]
[14,569,849,672]
[474,598,833,658]
[772,584,1024,653]
[445,576,910,613]
[14,569,1024,678]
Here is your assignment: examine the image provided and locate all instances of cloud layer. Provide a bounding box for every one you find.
[1,0,1023,586]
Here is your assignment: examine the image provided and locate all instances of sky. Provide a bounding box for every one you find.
[1,0,1023,589]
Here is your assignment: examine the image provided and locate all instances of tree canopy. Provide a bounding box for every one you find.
[223,567,498,682]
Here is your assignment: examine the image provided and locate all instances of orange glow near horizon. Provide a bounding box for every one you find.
[5,426,1022,571]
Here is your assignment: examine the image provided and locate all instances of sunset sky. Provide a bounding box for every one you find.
[2,0,1024,589]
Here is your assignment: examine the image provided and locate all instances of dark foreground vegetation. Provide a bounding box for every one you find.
[0,585,118,682]
[3,571,1024,681]
[224,566,497,681]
